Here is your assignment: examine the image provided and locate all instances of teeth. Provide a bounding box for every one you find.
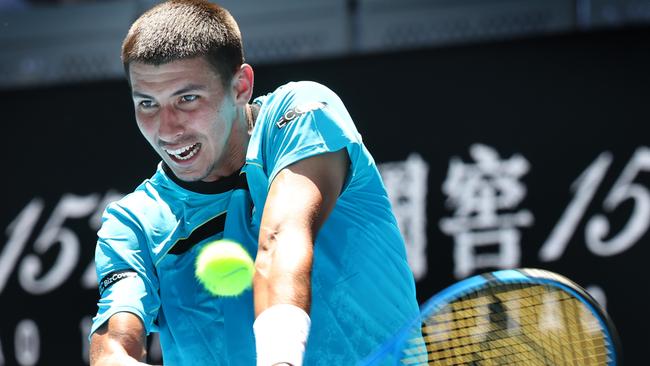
[165,143,199,160]
[176,148,197,160]
[165,144,193,155]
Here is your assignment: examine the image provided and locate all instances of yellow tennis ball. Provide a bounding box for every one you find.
[195,239,255,297]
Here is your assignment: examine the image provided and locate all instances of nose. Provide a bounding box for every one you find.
[158,105,184,142]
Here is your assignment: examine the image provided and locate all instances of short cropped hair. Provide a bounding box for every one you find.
[121,0,244,85]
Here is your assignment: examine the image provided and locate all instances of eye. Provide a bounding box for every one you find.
[138,100,157,109]
[180,95,199,103]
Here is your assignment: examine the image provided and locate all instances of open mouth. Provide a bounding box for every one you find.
[164,143,201,161]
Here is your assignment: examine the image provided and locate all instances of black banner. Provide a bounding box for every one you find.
[2,26,648,364]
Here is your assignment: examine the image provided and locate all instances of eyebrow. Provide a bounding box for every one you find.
[132,83,207,99]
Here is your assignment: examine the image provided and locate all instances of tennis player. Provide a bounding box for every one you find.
[89,1,419,365]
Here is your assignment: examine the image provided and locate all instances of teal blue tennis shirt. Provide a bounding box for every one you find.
[91,81,419,365]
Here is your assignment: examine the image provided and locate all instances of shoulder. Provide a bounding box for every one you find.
[101,170,173,229]
[252,81,353,136]
[261,81,338,99]
[279,80,339,99]
[98,189,154,242]
[97,179,172,257]
[255,81,343,116]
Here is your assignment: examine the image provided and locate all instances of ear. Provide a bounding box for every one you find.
[232,63,254,106]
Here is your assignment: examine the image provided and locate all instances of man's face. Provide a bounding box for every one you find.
[129,57,238,182]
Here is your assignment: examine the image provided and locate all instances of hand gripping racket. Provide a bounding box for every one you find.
[361,268,621,365]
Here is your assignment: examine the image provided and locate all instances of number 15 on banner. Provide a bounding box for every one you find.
[540,146,650,260]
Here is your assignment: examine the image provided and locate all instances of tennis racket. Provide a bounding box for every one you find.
[361,268,621,365]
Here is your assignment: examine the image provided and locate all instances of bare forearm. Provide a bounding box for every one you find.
[90,338,151,366]
[253,150,348,365]
[253,229,314,366]
[90,350,151,366]
[90,312,150,366]
[253,229,313,316]
[253,150,348,316]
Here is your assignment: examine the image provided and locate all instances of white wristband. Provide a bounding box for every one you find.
[253,304,311,366]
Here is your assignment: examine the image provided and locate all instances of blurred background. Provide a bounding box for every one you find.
[1,0,649,364]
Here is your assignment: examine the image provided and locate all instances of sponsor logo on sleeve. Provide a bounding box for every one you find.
[99,269,138,294]
[276,101,327,129]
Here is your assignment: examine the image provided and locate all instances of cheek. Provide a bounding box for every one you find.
[136,116,157,140]
[194,107,226,134]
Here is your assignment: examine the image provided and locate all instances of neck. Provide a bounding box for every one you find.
[247,103,260,133]
[195,106,245,182]
[207,104,257,181]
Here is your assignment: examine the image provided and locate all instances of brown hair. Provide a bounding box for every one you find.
[121,0,244,85]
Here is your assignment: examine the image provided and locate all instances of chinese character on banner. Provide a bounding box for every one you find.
[379,153,429,281]
[439,144,534,279]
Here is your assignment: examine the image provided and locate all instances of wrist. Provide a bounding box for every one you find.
[253,304,311,366]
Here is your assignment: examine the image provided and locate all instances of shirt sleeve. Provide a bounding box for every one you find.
[89,201,161,337]
[262,82,362,184]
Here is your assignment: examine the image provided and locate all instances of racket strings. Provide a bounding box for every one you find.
[402,335,611,366]
[399,284,611,365]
